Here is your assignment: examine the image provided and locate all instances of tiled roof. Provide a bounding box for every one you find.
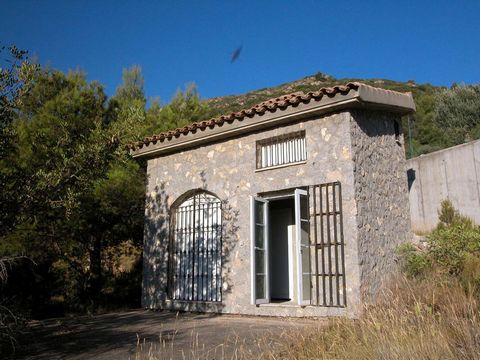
[127,82,362,151]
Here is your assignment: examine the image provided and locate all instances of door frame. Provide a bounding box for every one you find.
[251,188,311,306]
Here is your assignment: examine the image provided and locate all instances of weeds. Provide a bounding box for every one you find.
[271,275,480,360]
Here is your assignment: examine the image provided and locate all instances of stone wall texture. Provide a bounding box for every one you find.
[141,108,411,317]
[349,110,411,301]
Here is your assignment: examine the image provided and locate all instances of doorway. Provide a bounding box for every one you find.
[250,189,311,305]
[268,198,294,302]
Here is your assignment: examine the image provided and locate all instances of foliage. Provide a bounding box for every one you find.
[114,65,146,105]
[0,63,146,317]
[0,45,39,238]
[434,84,480,146]
[0,45,38,152]
[428,203,480,276]
[396,243,430,277]
[397,200,480,297]
[144,82,209,135]
[0,49,215,321]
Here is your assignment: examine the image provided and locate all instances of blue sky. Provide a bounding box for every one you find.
[1,0,479,102]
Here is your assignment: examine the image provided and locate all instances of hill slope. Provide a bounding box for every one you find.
[203,72,442,158]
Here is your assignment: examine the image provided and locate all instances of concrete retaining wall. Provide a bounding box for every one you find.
[407,139,480,233]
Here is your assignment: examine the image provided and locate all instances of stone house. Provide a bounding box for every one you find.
[129,82,415,317]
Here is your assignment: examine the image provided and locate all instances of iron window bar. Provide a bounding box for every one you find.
[256,130,306,169]
[168,192,223,302]
[309,182,347,308]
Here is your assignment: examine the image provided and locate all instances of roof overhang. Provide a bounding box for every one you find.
[131,83,415,159]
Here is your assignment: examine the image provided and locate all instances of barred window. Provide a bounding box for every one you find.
[256,131,306,169]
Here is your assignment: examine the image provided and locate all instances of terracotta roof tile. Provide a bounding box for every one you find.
[128,82,362,151]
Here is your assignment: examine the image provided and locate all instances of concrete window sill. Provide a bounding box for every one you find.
[255,160,307,173]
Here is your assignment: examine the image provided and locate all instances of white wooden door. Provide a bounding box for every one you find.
[295,189,311,305]
[250,196,270,304]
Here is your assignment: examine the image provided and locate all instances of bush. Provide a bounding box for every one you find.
[396,243,430,277]
[428,221,480,275]
[428,200,480,276]
[397,200,480,284]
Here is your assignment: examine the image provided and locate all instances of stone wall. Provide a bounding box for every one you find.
[142,110,363,317]
[349,110,411,301]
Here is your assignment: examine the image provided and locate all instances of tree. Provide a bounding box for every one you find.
[434,84,480,146]
[410,93,449,156]
[107,65,148,143]
[0,56,215,316]
[0,45,38,237]
[0,65,146,311]
[145,82,209,135]
[114,65,146,105]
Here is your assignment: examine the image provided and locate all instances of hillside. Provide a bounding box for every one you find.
[202,72,443,158]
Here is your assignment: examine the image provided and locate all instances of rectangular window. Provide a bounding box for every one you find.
[256,131,306,169]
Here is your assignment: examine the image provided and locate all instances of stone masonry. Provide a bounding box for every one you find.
[350,110,411,301]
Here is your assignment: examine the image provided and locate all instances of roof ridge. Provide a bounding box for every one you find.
[128,82,366,151]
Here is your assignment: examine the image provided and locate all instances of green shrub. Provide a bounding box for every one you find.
[397,200,480,287]
[396,243,430,277]
[397,200,480,300]
[428,200,480,276]
[428,221,480,275]
[437,199,474,228]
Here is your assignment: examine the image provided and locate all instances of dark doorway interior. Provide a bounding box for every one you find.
[268,197,294,302]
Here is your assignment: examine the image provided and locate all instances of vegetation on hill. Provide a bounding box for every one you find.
[203,72,480,158]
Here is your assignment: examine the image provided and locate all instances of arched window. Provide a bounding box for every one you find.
[168,191,222,302]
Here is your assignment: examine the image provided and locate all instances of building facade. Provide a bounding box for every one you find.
[129,83,415,317]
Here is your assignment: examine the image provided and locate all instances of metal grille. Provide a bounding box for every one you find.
[309,182,347,307]
[256,131,306,169]
[168,192,222,302]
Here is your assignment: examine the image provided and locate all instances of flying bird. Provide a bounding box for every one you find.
[231,45,242,63]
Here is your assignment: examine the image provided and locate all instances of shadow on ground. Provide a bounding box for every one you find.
[17,309,319,360]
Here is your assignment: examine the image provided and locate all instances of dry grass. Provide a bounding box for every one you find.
[133,319,298,360]
[271,275,480,360]
[135,276,480,359]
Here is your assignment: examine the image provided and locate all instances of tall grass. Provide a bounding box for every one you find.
[270,275,480,360]
[135,276,480,360]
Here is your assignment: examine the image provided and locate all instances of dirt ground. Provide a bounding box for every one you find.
[16,309,321,359]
